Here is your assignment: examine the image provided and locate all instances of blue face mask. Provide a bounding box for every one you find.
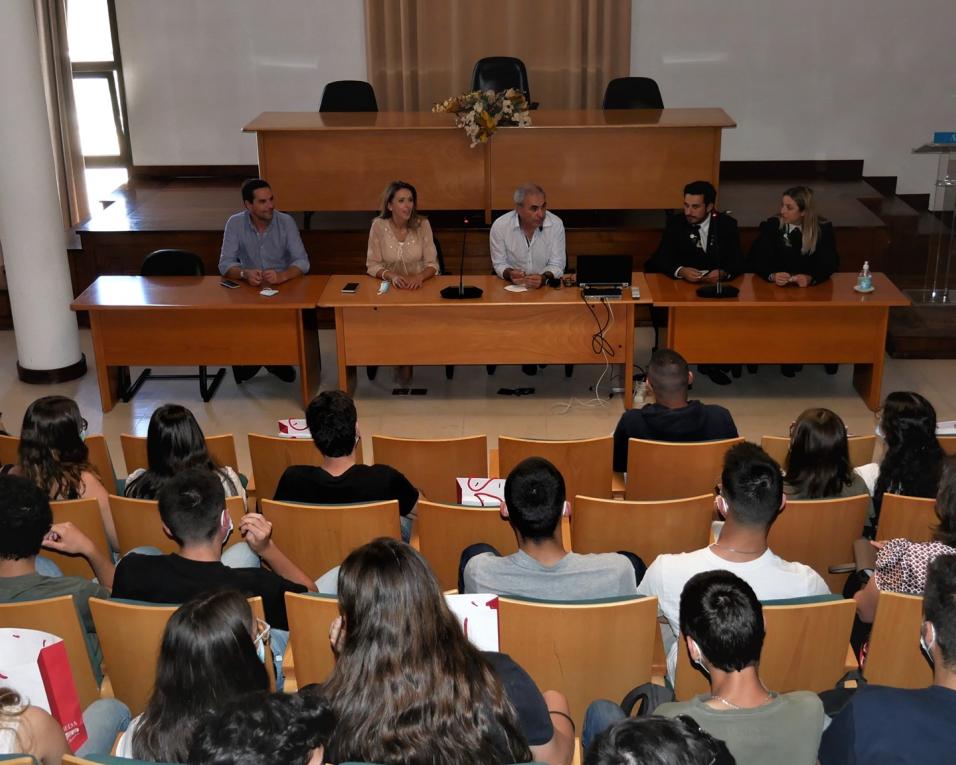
[920,622,936,665]
[254,619,271,665]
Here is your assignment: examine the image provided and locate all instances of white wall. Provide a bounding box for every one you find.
[630,0,955,197]
[115,0,367,165]
[115,0,954,198]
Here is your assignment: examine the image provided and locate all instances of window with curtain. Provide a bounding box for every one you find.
[364,0,631,111]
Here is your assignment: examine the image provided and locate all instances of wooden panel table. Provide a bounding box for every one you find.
[319,274,651,408]
[71,276,327,412]
[243,109,735,221]
[645,273,910,410]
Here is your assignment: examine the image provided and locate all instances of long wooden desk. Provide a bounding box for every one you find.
[319,274,651,408]
[71,276,327,412]
[243,109,735,221]
[645,273,910,409]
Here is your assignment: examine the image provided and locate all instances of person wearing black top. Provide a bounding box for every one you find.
[645,180,744,283]
[112,468,315,630]
[612,349,738,473]
[646,180,744,386]
[273,390,420,542]
[748,186,838,287]
[748,186,839,376]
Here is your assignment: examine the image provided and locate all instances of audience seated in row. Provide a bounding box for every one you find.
[585,570,824,764]
[460,456,642,599]
[273,390,420,542]
[612,349,738,473]
[116,590,270,761]
[1,396,117,552]
[322,538,574,765]
[125,403,245,505]
[637,442,830,681]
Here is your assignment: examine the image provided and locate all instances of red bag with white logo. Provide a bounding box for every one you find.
[0,628,88,751]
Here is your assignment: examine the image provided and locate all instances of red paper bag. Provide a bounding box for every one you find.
[0,628,88,751]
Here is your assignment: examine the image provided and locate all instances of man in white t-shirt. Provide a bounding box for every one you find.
[637,442,830,681]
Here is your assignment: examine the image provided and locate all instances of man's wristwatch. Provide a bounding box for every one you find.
[239,269,247,281]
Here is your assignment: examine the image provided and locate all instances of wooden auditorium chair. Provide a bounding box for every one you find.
[760,433,877,469]
[497,595,659,726]
[498,436,613,505]
[416,499,518,591]
[625,438,744,501]
[108,494,247,555]
[47,498,111,579]
[370,434,488,505]
[571,494,713,567]
[259,498,399,581]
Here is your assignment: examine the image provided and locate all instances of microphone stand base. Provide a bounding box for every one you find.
[440,286,484,300]
[696,284,739,299]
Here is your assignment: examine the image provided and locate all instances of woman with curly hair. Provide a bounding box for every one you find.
[323,538,574,765]
[3,396,116,552]
[871,391,945,525]
[189,691,334,765]
[117,590,270,762]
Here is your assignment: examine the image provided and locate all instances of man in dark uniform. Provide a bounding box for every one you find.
[646,180,744,386]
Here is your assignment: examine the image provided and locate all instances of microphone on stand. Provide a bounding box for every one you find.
[441,215,483,299]
[696,210,739,299]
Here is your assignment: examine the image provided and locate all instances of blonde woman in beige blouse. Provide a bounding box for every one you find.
[366,181,439,289]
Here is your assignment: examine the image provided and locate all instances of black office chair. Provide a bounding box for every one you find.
[471,57,538,109]
[309,80,379,230]
[121,249,226,403]
[319,80,378,112]
[602,77,664,109]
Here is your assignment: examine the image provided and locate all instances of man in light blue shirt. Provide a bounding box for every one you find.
[219,178,310,285]
[219,178,310,383]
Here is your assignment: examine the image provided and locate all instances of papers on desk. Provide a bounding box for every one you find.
[504,284,528,293]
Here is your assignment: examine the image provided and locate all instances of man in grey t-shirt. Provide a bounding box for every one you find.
[461,457,641,600]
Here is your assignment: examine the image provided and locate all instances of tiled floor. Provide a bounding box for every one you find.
[1,328,953,479]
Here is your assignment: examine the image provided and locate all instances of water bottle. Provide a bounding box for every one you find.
[857,261,873,291]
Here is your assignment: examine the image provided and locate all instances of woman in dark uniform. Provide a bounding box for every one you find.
[749,185,839,375]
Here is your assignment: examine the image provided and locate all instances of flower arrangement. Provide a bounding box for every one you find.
[432,88,531,147]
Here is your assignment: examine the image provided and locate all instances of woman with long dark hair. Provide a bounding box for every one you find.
[323,538,574,765]
[783,408,872,517]
[872,391,945,522]
[4,396,116,551]
[124,404,244,504]
[116,590,270,762]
